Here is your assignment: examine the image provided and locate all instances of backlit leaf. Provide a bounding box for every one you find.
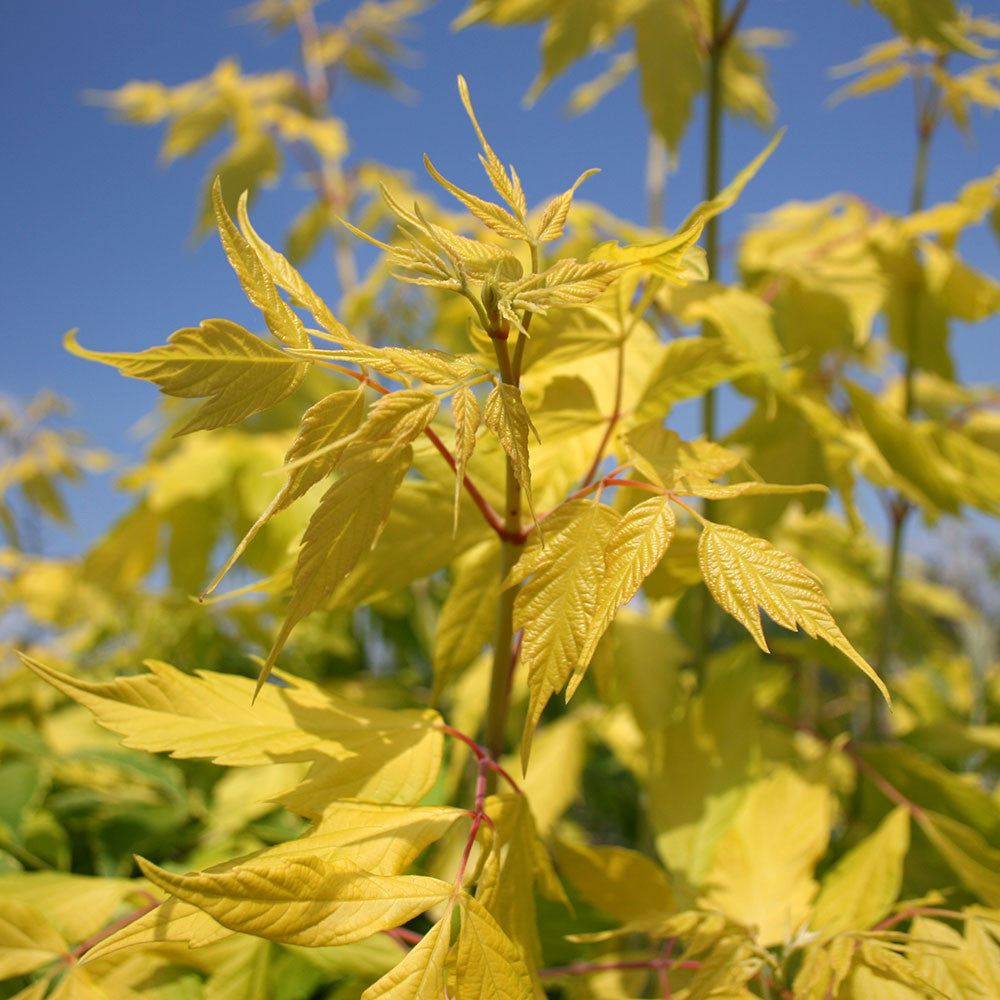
[65,322,308,435]
[810,807,909,939]
[568,495,675,697]
[0,899,68,978]
[362,911,453,999]
[455,894,535,1000]
[535,169,600,242]
[204,386,366,596]
[507,499,620,767]
[212,178,310,350]
[702,767,834,947]
[484,384,539,525]
[20,656,443,816]
[452,386,482,528]
[260,442,412,691]
[138,854,454,947]
[698,522,890,703]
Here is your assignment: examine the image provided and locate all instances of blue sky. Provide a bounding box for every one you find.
[3,0,999,557]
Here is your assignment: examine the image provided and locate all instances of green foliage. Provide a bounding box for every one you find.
[3,1,1000,998]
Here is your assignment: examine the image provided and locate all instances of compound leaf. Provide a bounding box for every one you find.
[698,523,890,703]
[507,499,620,767]
[65,322,308,435]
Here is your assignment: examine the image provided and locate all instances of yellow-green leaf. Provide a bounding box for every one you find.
[204,386,366,596]
[810,806,909,939]
[918,811,1000,906]
[507,499,620,767]
[21,656,443,816]
[569,495,675,696]
[702,767,834,947]
[138,855,454,947]
[535,169,600,242]
[452,386,482,528]
[698,522,890,703]
[423,155,531,242]
[455,894,535,1000]
[65,322,308,435]
[212,178,310,350]
[434,539,500,699]
[237,192,352,341]
[260,442,412,691]
[362,910,453,999]
[483,383,539,524]
[0,899,68,978]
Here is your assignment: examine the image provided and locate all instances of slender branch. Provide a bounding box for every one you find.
[315,360,509,538]
[294,3,357,293]
[871,56,941,737]
[511,243,540,385]
[65,899,160,963]
[484,335,525,779]
[437,723,522,793]
[695,0,730,682]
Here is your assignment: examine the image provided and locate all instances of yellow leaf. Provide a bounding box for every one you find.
[634,0,703,151]
[0,899,68,978]
[635,336,752,420]
[568,495,675,697]
[594,131,783,280]
[455,894,535,1000]
[452,386,482,529]
[204,386,366,596]
[20,656,443,816]
[212,178,310,350]
[457,75,526,219]
[138,854,455,947]
[64,322,308,435]
[483,384,539,525]
[0,871,139,944]
[918,811,1000,906]
[702,767,834,947]
[292,344,487,386]
[810,807,909,939]
[535,169,600,242]
[236,192,353,341]
[260,442,412,691]
[507,500,620,767]
[424,155,531,242]
[555,840,674,931]
[361,911,453,999]
[698,523,890,703]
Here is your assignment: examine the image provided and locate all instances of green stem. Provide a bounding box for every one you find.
[694,0,728,679]
[870,83,936,736]
[484,337,524,782]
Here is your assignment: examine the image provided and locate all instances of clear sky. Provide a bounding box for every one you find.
[3,0,999,557]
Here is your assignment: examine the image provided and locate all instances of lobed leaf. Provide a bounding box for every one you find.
[507,499,620,767]
[362,910,453,999]
[260,442,412,692]
[483,383,539,525]
[212,179,310,350]
[568,495,675,698]
[455,894,536,1000]
[204,386,366,596]
[65,322,308,435]
[138,854,454,947]
[698,522,890,703]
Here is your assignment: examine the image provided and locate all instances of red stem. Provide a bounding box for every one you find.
[437,724,523,794]
[318,362,508,538]
[66,899,160,963]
